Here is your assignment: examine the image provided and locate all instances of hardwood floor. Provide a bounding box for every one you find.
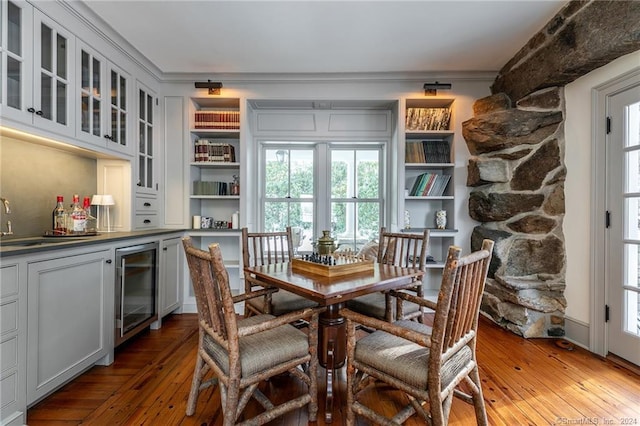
[27,313,640,425]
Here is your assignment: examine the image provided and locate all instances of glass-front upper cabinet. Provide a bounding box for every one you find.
[105,62,131,155]
[136,81,157,194]
[77,41,104,145]
[1,2,75,137]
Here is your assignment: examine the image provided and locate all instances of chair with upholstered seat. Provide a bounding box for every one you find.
[346,227,429,322]
[341,239,494,425]
[242,227,317,318]
[182,237,323,425]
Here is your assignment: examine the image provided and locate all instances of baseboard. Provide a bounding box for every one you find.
[563,316,590,350]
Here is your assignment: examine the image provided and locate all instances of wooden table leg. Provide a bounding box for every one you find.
[318,303,346,423]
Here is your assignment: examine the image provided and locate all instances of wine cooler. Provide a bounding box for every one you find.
[114,242,159,347]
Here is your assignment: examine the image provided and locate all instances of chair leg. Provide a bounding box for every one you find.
[469,367,489,426]
[186,354,205,416]
[345,320,357,426]
[223,379,241,426]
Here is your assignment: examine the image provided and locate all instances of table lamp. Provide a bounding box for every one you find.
[91,194,116,232]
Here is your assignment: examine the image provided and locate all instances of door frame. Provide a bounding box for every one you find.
[592,67,640,356]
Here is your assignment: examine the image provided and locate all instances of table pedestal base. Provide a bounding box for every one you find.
[318,303,346,423]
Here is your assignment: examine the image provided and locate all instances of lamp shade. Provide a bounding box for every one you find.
[101,195,115,206]
[91,195,104,205]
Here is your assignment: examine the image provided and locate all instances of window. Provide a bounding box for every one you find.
[262,143,383,253]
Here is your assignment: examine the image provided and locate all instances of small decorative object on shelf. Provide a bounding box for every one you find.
[435,210,447,230]
[404,210,411,229]
[231,174,240,195]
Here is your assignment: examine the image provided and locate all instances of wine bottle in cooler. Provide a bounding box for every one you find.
[52,195,67,235]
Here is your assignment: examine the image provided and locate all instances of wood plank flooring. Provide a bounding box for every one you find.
[27,313,640,425]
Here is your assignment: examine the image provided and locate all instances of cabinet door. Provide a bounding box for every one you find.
[136,81,157,194]
[105,62,131,155]
[26,249,113,404]
[0,0,33,124]
[160,237,182,317]
[32,10,75,137]
[76,41,106,146]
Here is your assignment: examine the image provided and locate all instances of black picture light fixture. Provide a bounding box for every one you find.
[194,80,223,95]
[424,81,452,96]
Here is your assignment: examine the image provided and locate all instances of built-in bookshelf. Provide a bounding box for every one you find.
[402,97,456,288]
[188,97,242,292]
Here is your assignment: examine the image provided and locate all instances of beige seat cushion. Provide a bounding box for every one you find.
[246,289,317,316]
[203,314,310,377]
[354,320,470,390]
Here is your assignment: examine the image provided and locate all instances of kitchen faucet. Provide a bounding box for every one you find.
[0,197,13,236]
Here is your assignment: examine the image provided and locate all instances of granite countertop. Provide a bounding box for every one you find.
[0,229,187,257]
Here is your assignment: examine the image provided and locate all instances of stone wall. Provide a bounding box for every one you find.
[464,0,640,338]
[464,89,566,337]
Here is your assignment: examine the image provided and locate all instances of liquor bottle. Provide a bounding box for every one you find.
[83,196,96,233]
[69,194,87,234]
[52,195,67,235]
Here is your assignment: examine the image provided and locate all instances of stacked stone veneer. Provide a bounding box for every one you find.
[463,88,566,338]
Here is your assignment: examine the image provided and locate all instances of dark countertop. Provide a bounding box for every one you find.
[0,229,187,258]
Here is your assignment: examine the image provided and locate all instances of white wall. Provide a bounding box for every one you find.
[564,50,640,325]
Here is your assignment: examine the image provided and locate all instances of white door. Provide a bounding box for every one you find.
[607,82,640,365]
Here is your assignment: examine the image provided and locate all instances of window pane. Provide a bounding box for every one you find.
[147,126,153,155]
[139,90,145,120]
[92,57,100,96]
[111,106,118,142]
[56,34,66,79]
[139,122,145,152]
[81,93,89,132]
[290,150,314,198]
[40,73,52,119]
[111,70,117,106]
[357,150,379,198]
[264,202,288,232]
[8,2,21,55]
[56,81,66,125]
[265,149,289,198]
[625,101,640,148]
[92,98,100,135]
[627,149,640,193]
[331,202,380,251]
[331,151,350,198]
[7,57,21,109]
[120,111,126,144]
[623,288,640,336]
[625,243,640,289]
[625,197,640,240]
[81,51,89,91]
[40,24,52,72]
[147,94,153,124]
[120,76,126,110]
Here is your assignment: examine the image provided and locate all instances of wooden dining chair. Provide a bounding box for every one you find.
[341,239,494,425]
[182,237,323,425]
[346,227,429,322]
[242,227,317,318]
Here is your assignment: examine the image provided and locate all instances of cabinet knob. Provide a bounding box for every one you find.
[35,110,44,116]
[144,202,151,207]
[27,107,36,113]
[163,247,168,251]
[144,219,151,224]
[106,259,112,264]
[104,134,112,140]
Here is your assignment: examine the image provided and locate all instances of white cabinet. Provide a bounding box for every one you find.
[26,248,113,405]
[401,97,457,294]
[76,41,132,155]
[1,2,75,137]
[159,236,183,317]
[0,261,26,426]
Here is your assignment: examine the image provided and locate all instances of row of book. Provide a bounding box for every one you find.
[408,173,451,197]
[194,140,236,162]
[405,140,451,163]
[194,111,240,129]
[193,180,233,196]
[405,107,451,131]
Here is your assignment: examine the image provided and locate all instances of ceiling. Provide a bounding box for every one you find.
[81,0,568,76]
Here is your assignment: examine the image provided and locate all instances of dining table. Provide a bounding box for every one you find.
[244,260,424,423]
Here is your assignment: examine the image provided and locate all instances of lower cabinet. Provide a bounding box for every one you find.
[159,236,183,318]
[26,248,113,405]
[1,261,26,426]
